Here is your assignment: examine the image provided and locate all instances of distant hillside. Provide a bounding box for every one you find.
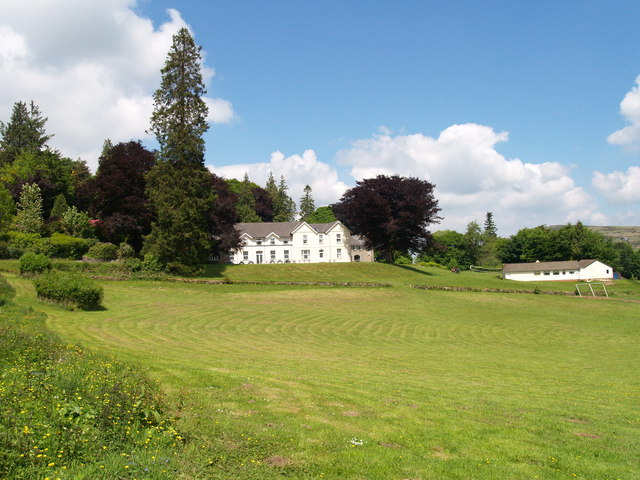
[587,226,640,250]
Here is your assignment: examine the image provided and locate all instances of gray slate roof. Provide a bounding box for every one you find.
[502,259,597,273]
[237,221,342,238]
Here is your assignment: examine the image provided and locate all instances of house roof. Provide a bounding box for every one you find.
[502,259,598,273]
[236,221,344,238]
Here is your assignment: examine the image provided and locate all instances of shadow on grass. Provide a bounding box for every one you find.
[199,263,228,279]
[389,263,436,277]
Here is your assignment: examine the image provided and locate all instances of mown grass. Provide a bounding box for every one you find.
[6,271,639,479]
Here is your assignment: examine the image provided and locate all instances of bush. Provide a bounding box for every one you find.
[19,252,52,276]
[166,262,202,277]
[41,233,95,259]
[124,257,143,272]
[141,254,164,272]
[117,242,136,260]
[33,271,104,310]
[417,261,449,270]
[86,242,118,261]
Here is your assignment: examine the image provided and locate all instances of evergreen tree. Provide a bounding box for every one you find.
[149,27,208,169]
[49,193,69,220]
[299,185,315,220]
[0,100,52,165]
[236,173,261,222]
[484,212,497,238]
[14,183,43,234]
[144,27,213,267]
[273,175,296,222]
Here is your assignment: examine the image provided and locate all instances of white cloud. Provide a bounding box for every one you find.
[208,150,349,208]
[608,75,640,148]
[592,166,640,204]
[0,1,234,169]
[337,124,600,234]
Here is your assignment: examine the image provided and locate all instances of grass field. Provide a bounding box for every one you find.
[5,263,640,479]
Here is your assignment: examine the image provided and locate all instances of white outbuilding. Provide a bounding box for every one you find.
[502,259,614,282]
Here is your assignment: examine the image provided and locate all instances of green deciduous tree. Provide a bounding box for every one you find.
[62,206,93,238]
[0,184,15,231]
[305,206,337,224]
[299,185,315,220]
[14,183,43,234]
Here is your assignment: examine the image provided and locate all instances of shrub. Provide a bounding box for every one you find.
[41,233,95,259]
[117,242,136,260]
[141,254,164,272]
[86,242,118,261]
[4,231,42,258]
[124,257,143,272]
[19,252,52,276]
[166,262,202,277]
[417,261,449,270]
[33,271,104,310]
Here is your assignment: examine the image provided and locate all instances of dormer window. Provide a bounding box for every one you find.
[336,233,341,243]
[256,240,262,246]
[303,234,308,244]
[270,238,275,245]
[319,234,324,243]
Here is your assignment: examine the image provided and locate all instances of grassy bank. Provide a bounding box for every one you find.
[5,270,638,479]
[0,275,181,479]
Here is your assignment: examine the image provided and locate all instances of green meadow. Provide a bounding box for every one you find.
[4,263,640,479]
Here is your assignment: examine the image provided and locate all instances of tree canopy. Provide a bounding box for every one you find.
[298,185,315,220]
[0,100,53,165]
[332,175,441,263]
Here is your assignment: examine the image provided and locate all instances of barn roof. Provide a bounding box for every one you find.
[502,259,598,273]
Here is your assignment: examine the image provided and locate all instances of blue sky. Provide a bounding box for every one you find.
[1,1,640,234]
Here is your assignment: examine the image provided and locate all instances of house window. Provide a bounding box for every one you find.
[606,269,610,274]
[303,234,308,244]
[302,250,310,260]
[336,233,341,243]
[270,250,276,260]
[553,271,560,275]
[544,272,550,276]
[256,251,263,264]
[256,240,262,246]
[284,250,290,260]
[283,240,289,244]
[336,248,342,258]
[534,272,541,276]
[319,234,324,244]
[270,238,275,245]
[319,249,324,259]
[243,251,249,261]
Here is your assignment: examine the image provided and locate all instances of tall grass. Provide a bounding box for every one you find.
[0,275,181,479]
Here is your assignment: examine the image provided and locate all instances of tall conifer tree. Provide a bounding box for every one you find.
[299,185,315,221]
[144,27,213,268]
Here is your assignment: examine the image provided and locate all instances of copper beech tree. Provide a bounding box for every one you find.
[332,175,441,263]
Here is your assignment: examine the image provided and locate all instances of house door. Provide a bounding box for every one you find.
[256,251,263,264]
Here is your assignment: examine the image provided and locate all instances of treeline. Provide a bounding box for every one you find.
[420,214,640,279]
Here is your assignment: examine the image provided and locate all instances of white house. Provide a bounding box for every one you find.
[230,221,373,264]
[502,259,614,282]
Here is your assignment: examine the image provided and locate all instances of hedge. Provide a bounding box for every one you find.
[33,271,104,310]
[0,231,96,259]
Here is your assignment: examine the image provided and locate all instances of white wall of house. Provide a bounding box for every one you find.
[230,222,352,264]
[504,261,613,282]
[504,270,581,282]
[579,261,613,280]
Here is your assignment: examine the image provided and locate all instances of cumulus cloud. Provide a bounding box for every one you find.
[209,150,349,208]
[592,166,640,204]
[0,1,234,169]
[337,124,600,234]
[608,75,640,148]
